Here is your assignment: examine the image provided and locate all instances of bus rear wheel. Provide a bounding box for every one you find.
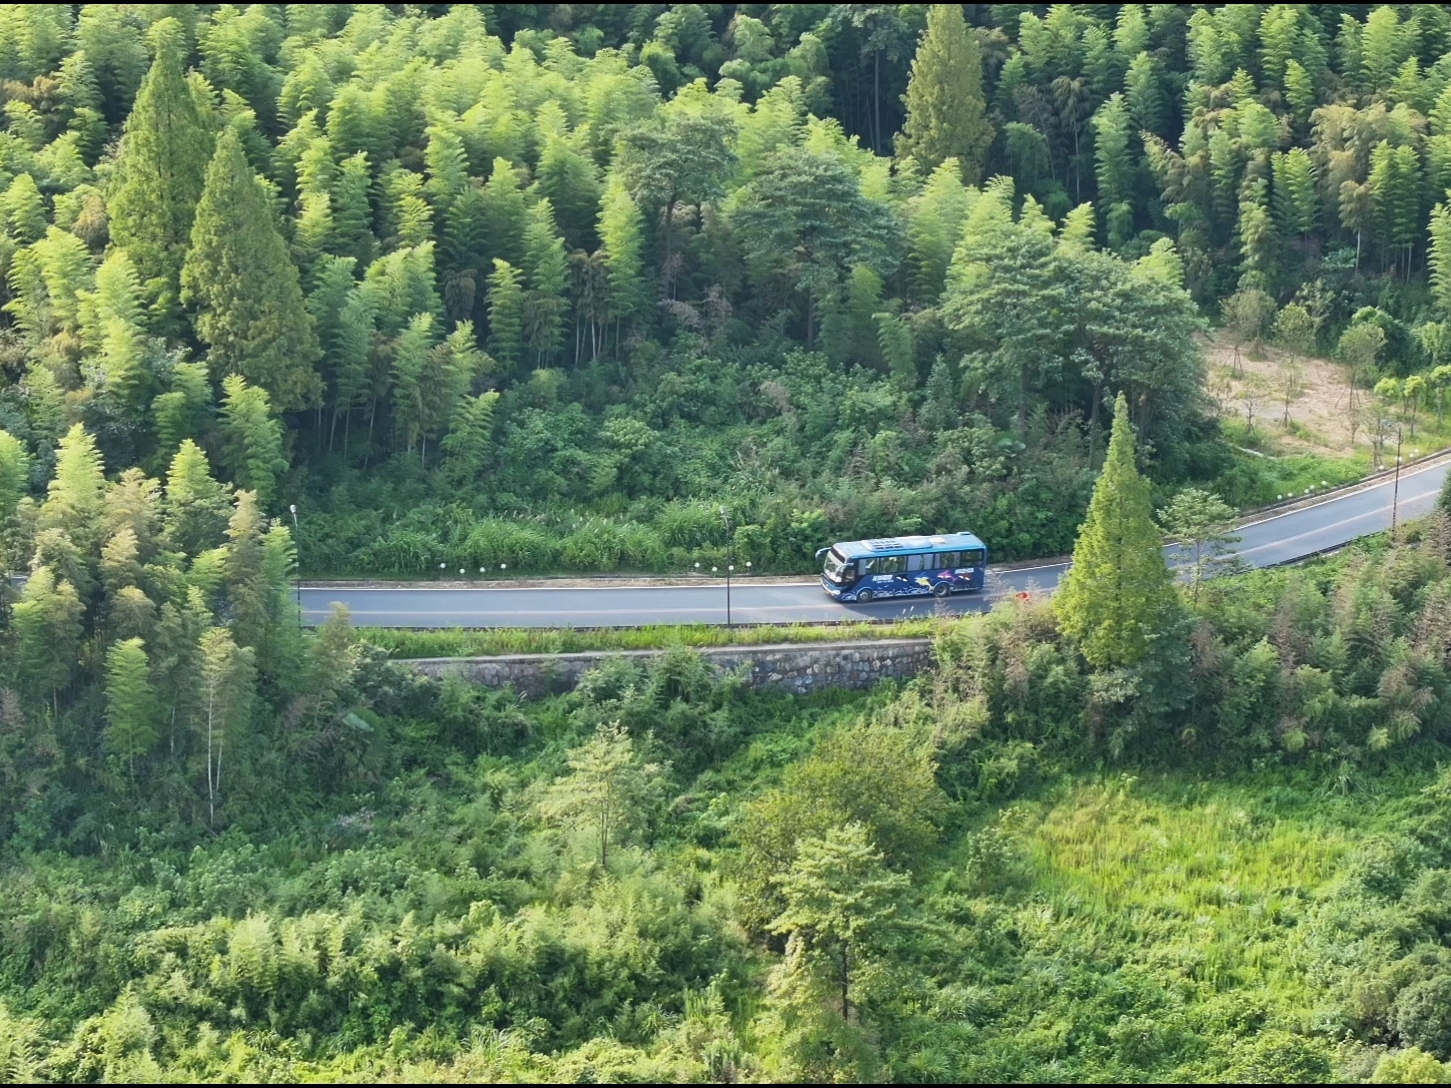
[856,589,874,603]
[933,583,951,598]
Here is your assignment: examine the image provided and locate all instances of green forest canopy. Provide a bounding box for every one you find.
[3,4,1451,575]
[15,8,1451,1079]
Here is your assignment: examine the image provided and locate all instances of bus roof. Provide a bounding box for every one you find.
[832,532,986,560]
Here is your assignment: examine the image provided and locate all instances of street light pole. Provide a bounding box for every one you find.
[1381,418,1405,536]
[721,506,733,630]
[1392,422,1404,536]
[288,503,300,628]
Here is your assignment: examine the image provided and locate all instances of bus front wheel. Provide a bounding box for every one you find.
[856,589,874,603]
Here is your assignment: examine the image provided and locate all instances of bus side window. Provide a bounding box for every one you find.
[881,555,906,574]
[907,553,926,572]
[859,558,876,575]
[964,548,985,566]
[936,551,958,569]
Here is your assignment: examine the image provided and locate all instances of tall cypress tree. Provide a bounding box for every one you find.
[1056,393,1177,670]
[108,19,214,331]
[896,5,993,184]
[182,126,321,411]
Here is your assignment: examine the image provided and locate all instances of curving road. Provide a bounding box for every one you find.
[301,456,1451,628]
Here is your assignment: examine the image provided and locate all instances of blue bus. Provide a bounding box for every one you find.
[818,532,989,603]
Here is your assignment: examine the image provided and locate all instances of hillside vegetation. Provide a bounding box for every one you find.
[3,5,1451,576]
[15,6,1451,1082]
[10,522,1451,1079]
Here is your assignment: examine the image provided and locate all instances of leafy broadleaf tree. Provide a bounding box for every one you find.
[1159,488,1241,603]
[181,126,321,411]
[616,110,736,291]
[731,148,897,346]
[1056,392,1178,670]
[538,721,665,868]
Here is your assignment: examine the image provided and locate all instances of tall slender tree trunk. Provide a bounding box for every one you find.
[873,50,881,153]
[206,699,215,827]
[662,197,676,299]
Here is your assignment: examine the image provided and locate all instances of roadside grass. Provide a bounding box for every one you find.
[361,616,950,658]
[1221,418,1371,505]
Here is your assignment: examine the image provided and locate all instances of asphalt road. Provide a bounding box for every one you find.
[301,456,1451,628]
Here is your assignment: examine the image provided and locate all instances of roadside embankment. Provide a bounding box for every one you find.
[407,638,935,697]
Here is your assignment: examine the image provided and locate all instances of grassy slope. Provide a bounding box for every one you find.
[360,617,945,657]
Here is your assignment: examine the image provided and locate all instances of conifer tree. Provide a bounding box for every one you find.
[1056,393,1177,670]
[896,5,993,184]
[218,375,288,506]
[108,20,214,330]
[182,126,321,411]
[104,637,159,783]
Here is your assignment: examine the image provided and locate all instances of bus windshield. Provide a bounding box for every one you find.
[822,548,851,582]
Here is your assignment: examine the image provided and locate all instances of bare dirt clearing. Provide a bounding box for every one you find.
[1205,334,1364,456]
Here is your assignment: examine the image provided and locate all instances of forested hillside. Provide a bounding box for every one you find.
[2,4,1450,576]
[17,8,1451,1080]
[12,495,1451,1079]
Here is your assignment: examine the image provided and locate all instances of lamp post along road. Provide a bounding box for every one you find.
[288,504,300,628]
[1383,419,1405,535]
[721,506,733,630]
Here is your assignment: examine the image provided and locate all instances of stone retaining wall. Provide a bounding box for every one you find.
[406,638,935,697]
